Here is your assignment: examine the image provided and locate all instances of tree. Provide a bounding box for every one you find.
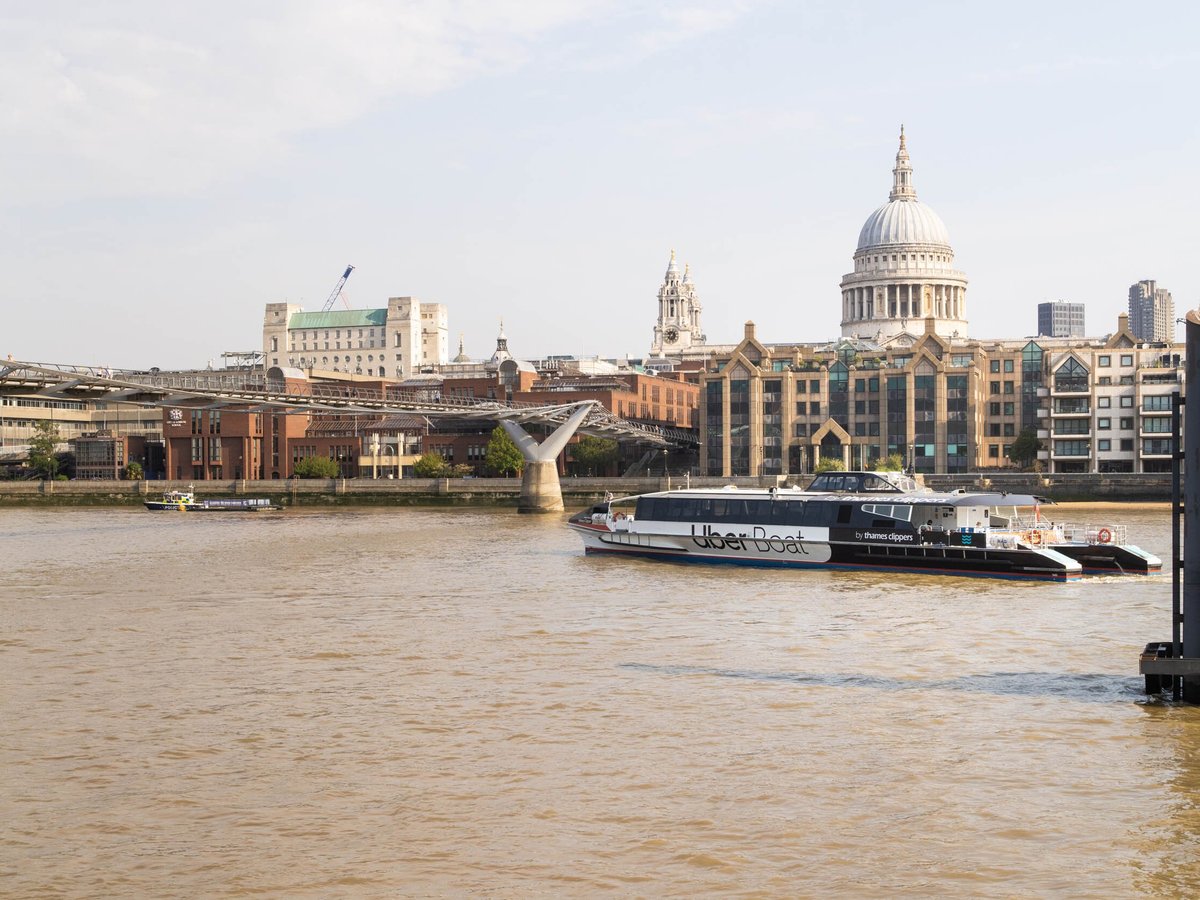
[484,427,524,477]
[293,455,340,478]
[413,452,449,478]
[28,421,60,479]
[877,453,904,471]
[814,456,847,473]
[1007,428,1042,469]
[570,435,619,475]
[124,461,144,481]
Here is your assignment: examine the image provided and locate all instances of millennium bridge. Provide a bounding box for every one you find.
[0,359,698,511]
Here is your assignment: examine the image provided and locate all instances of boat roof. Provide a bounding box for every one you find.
[604,486,1052,508]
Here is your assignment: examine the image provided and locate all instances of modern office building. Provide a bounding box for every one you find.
[263,296,449,379]
[1037,301,1086,338]
[699,314,1182,477]
[1128,280,1175,342]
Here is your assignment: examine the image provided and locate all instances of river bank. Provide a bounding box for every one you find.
[0,472,1175,507]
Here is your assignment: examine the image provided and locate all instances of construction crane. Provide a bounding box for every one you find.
[320,265,355,312]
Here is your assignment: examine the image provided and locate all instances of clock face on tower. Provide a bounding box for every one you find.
[663,326,679,343]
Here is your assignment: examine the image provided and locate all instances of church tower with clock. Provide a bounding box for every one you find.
[650,249,705,357]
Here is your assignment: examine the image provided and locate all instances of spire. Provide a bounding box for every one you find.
[491,319,511,363]
[453,332,470,363]
[682,262,691,284]
[666,249,678,278]
[889,124,917,202]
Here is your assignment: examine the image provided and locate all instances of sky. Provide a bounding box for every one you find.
[2,1,1197,369]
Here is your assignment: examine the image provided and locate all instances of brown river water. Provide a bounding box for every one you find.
[2,503,1199,897]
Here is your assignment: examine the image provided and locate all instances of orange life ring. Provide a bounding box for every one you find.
[614,512,626,520]
[1097,528,1112,544]
[1028,530,1042,545]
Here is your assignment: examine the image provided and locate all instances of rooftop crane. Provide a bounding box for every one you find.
[320,265,355,312]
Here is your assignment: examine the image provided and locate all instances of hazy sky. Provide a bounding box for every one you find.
[3,1,1197,369]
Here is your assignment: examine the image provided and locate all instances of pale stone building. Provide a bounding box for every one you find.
[840,127,968,342]
[263,297,449,379]
[649,250,706,357]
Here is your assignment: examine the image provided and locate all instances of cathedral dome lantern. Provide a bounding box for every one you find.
[840,127,969,342]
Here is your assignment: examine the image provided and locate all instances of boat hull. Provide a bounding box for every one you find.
[569,522,1082,582]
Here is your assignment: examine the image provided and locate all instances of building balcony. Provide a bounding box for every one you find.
[1050,386,1091,397]
[1139,406,1174,416]
[1051,428,1091,440]
[1139,429,1174,440]
[1036,429,1049,440]
[1050,449,1091,460]
[1050,407,1091,417]
[1036,387,1050,398]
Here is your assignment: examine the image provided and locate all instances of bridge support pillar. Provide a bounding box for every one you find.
[500,402,595,514]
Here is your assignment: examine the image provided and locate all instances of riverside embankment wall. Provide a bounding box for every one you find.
[0,473,1175,506]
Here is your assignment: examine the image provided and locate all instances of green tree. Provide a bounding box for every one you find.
[814,456,847,473]
[293,455,340,478]
[877,453,904,471]
[28,421,60,479]
[413,452,449,478]
[484,427,524,477]
[570,435,619,475]
[124,461,144,481]
[1007,428,1043,469]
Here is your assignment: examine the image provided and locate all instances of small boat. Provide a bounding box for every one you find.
[144,488,276,512]
[567,472,1160,582]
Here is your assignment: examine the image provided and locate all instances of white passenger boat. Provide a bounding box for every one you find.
[567,472,1160,582]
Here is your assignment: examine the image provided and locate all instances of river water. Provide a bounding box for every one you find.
[2,503,1198,897]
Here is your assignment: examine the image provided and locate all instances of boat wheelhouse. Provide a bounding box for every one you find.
[802,471,1161,575]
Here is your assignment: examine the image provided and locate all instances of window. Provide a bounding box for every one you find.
[1098,417,1111,430]
[1119,417,1134,430]
[1098,376,1112,386]
[1003,381,1015,395]
[1144,395,1174,411]
[1098,439,1111,451]
[1003,423,1015,437]
[1098,397,1111,409]
[1098,355,1111,367]
[989,402,1001,415]
[1003,402,1015,416]
[989,444,1000,458]
[989,424,1001,436]
[1120,354,1134,367]
[990,360,1001,373]
[990,381,1001,394]
[1120,396,1134,408]
[1120,439,1134,451]
[1004,360,1015,373]
[810,402,821,416]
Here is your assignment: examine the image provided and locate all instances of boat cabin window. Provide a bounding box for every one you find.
[807,472,903,493]
[861,504,914,523]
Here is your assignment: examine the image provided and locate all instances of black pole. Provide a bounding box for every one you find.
[1172,388,1182,700]
[1183,312,1200,701]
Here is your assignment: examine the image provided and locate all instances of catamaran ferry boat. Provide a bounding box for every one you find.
[144,488,276,512]
[567,471,1161,582]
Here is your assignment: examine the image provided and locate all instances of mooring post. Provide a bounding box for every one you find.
[1183,311,1200,701]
